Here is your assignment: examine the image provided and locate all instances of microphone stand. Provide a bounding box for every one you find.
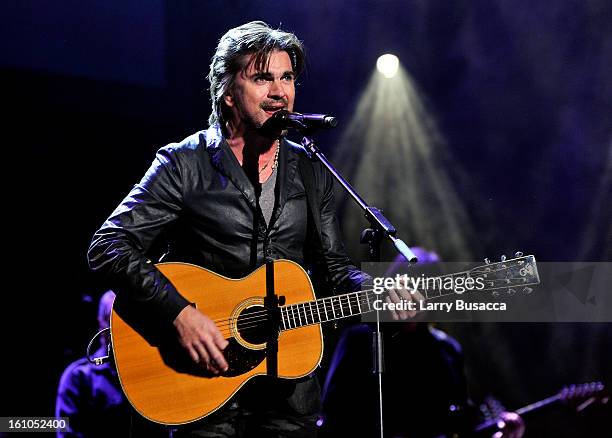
[296,126,417,438]
[298,134,417,264]
[265,259,284,379]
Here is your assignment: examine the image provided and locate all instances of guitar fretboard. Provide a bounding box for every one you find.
[280,290,375,330]
[279,255,539,330]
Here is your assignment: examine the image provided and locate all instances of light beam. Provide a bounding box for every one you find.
[333,64,477,260]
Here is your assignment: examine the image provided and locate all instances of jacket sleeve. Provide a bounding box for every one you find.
[87,147,190,325]
[315,162,372,293]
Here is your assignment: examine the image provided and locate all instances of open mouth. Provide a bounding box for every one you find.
[262,106,286,115]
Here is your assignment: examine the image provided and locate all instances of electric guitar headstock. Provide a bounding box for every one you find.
[468,252,540,296]
[558,382,609,412]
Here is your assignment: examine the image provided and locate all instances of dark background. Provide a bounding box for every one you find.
[2,1,611,436]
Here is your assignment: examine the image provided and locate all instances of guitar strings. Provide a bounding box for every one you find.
[213,287,431,337]
[210,261,526,327]
[211,261,523,326]
[210,289,376,325]
[212,274,528,334]
[211,274,525,330]
[214,293,379,336]
[212,277,530,338]
[212,289,379,331]
[210,261,533,338]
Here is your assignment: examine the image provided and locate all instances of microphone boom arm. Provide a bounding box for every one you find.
[300,136,417,263]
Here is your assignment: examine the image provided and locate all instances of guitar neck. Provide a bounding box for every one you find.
[278,276,486,332]
[280,289,375,331]
[474,395,561,434]
[279,255,539,331]
[515,394,562,417]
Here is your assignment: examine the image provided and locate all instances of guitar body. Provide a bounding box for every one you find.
[111,259,323,425]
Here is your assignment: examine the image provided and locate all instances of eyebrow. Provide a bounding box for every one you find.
[250,70,296,79]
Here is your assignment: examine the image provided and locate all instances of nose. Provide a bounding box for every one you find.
[268,79,287,99]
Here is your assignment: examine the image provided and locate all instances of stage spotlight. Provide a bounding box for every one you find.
[332,63,476,260]
[376,54,399,78]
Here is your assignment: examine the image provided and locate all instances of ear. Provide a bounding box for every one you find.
[224,92,234,108]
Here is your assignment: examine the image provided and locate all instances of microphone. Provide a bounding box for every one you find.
[270,110,338,130]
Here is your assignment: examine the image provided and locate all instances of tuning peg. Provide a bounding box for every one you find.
[515,251,523,257]
[522,287,533,294]
[507,288,516,296]
[500,254,507,262]
[484,258,491,264]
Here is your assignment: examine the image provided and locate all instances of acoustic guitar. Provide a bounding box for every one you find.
[111,255,539,425]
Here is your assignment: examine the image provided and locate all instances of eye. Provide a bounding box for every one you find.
[281,74,295,82]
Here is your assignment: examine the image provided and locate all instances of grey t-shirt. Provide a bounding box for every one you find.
[259,166,278,226]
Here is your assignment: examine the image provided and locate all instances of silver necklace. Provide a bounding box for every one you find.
[259,139,280,175]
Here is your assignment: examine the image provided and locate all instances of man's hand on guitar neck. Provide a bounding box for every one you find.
[492,412,525,438]
[173,305,229,374]
[385,287,424,320]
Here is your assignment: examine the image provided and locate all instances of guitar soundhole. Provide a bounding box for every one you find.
[237,305,268,346]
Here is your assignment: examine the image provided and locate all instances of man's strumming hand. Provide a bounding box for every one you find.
[173,305,229,374]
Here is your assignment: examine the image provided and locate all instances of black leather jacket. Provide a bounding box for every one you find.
[88,125,367,326]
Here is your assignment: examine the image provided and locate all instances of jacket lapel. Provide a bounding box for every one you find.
[206,127,258,210]
[269,138,298,227]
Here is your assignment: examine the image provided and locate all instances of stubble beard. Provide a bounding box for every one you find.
[250,109,286,140]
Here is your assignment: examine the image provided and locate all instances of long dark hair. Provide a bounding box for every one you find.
[207,21,305,136]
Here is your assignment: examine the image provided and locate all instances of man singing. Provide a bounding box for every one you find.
[89,21,418,436]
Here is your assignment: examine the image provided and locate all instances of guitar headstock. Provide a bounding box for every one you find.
[560,382,609,412]
[469,252,540,296]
